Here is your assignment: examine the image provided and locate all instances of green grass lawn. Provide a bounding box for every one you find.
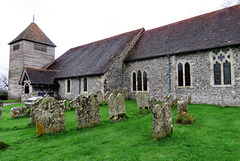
[0,100,240,160]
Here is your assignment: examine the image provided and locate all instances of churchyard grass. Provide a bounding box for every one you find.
[0,100,240,160]
[1,99,21,103]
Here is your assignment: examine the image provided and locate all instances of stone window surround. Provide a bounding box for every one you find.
[23,81,32,94]
[176,61,193,88]
[209,48,235,87]
[131,70,149,92]
[65,79,71,94]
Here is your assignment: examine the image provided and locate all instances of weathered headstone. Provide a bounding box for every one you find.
[222,89,226,108]
[108,93,127,122]
[34,96,65,137]
[149,96,157,110]
[163,93,173,107]
[136,91,150,114]
[152,102,172,140]
[72,93,101,129]
[29,98,41,125]
[10,106,27,119]
[104,91,111,104]
[96,90,103,105]
[0,101,3,125]
[177,100,188,116]
[112,89,118,96]
[123,87,130,100]
[187,93,191,104]
[117,88,122,94]
[173,96,178,106]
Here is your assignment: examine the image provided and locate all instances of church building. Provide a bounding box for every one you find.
[8,5,240,106]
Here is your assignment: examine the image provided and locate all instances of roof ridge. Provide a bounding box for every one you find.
[24,66,59,72]
[70,28,144,51]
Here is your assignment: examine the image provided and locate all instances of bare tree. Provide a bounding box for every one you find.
[0,71,8,94]
[222,0,240,8]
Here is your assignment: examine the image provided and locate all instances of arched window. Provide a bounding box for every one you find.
[143,71,147,91]
[25,84,29,94]
[185,62,191,86]
[137,70,142,91]
[67,79,71,93]
[214,62,221,85]
[178,63,183,86]
[132,72,136,91]
[223,61,231,85]
[84,77,87,91]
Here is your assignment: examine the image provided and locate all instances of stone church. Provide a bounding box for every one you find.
[8,5,240,106]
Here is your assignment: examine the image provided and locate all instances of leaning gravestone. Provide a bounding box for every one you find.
[104,91,111,104]
[108,93,127,122]
[123,87,130,100]
[163,93,174,107]
[136,91,151,114]
[71,93,101,129]
[173,96,178,106]
[152,102,172,140]
[112,89,118,96]
[34,96,66,137]
[96,90,103,105]
[10,106,27,119]
[149,96,157,110]
[0,100,3,125]
[117,88,122,94]
[29,98,41,124]
[177,100,188,116]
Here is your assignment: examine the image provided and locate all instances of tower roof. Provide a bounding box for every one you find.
[9,22,56,47]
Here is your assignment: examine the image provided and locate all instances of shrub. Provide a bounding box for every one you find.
[176,112,195,124]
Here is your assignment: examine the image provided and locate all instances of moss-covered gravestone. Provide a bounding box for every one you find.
[104,91,111,104]
[152,102,173,140]
[0,100,3,125]
[108,93,127,122]
[177,100,188,116]
[96,90,103,105]
[71,93,101,129]
[136,91,151,114]
[34,96,66,137]
[149,96,157,110]
[10,106,27,119]
[123,87,130,101]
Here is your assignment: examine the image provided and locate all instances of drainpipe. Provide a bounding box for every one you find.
[168,55,171,94]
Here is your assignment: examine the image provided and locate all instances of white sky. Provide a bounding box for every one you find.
[0,0,236,75]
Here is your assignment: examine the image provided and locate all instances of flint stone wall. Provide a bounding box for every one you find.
[10,106,27,119]
[0,101,3,124]
[70,93,101,129]
[34,96,65,137]
[152,102,173,140]
[108,93,127,122]
[125,47,240,106]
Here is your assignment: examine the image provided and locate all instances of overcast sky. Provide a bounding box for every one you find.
[0,0,236,75]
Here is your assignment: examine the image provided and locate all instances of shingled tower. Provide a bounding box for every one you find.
[8,22,56,99]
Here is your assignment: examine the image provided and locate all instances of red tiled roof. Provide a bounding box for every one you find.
[9,22,56,47]
[126,4,240,61]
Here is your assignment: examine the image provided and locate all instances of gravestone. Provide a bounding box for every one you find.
[187,93,191,104]
[96,90,103,105]
[29,98,41,125]
[173,96,178,106]
[34,96,66,137]
[136,91,150,114]
[149,96,157,110]
[108,93,127,122]
[117,88,122,94]
[123,87,130,100]
[0,101,3,125]
[163,93,173,107]
[112,89,118,96]
[72,93,101,129]
[10,106,27,119]
[59,100,70,111]
[177,100,188,116]
[104,91,111,104]
[152,102,172,140]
